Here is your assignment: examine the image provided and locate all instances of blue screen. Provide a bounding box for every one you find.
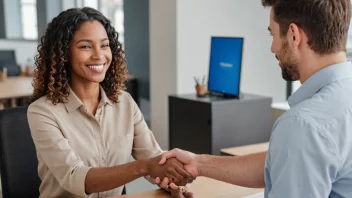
[208,37,243,97]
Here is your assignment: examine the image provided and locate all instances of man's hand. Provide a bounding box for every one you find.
[147,155,193,186]
[159,148,199,177]
[170,186,195,198]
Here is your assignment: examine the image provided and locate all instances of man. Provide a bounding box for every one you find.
[159,0,352,197]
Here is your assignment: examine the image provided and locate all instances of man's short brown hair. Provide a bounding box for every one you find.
[262,0,351,55]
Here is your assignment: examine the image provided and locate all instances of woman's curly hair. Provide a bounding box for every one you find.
[31,7,128,104]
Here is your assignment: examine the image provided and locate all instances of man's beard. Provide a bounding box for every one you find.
[277,39,300,81]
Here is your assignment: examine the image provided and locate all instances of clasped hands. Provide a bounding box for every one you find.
[147,149,198,197]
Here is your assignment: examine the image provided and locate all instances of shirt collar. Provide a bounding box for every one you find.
[64,86,114,113]
[99,86,114,107]
[288,61,352,107]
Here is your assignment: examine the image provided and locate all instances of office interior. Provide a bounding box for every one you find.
[1,0,352,197]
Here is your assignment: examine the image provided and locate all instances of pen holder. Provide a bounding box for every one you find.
[195,84,208,97]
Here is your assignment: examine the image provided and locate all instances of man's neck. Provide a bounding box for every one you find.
[299,51,347,83]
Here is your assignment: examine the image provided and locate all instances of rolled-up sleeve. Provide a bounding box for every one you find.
[266,116,339,198]
[28,103,92,197]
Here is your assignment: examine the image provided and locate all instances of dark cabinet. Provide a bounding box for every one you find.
[169,93,272,155]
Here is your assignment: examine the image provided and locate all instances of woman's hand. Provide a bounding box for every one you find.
[170,186,195,198]
[147,155,193,186]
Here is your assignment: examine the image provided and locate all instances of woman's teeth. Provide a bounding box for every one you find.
[87,65,104,72]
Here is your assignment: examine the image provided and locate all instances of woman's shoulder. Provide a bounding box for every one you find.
[111,90,137,111]
[29,95,48,107]
[28,95,61,113]
[118,90,134,103]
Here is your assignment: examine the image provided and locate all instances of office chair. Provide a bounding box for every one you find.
[0,107,40,198]
[0,50,21,76]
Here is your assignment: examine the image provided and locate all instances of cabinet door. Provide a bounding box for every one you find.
[169,97,211,154]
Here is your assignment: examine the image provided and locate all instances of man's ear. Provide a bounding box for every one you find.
[289,23,301,48]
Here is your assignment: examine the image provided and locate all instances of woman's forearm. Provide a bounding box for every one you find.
[85,159,148,194]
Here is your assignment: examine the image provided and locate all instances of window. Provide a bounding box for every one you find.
[20,0,37,40]
[100,0,124,43]
[61,0,124,44]
[84,0,98,9]
[63,0,98,10]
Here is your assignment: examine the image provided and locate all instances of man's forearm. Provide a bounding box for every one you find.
[85,159,149,194]
[196,152,266,188]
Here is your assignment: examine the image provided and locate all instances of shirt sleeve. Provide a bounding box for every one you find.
[27,102,92,197]
[128,93,163,160]
[266,116,339,198]
[126,94,164,185]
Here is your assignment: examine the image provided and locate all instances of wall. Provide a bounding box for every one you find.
[150,0,286,150]
[124,0,150,100]
[150,0,177,150]
[0,39,37,65]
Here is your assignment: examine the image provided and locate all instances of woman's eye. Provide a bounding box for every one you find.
[80,46,91,49]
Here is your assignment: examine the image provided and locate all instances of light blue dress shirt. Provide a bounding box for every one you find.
[265,61,352,198]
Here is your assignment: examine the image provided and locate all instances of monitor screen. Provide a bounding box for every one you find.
[208,37,243,97]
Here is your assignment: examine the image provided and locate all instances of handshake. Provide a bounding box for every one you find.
[147,149,197,197]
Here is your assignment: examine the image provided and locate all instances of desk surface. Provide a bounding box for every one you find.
[0,76,33,99]
[221,142,269,156]
[111,177,263,198]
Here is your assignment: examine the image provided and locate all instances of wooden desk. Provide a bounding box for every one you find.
[111,177,263,198]
[0,76,33,99]
[0,76,33,109]
[221,142,269,156]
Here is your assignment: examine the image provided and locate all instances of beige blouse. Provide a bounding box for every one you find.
[27,87,163,198]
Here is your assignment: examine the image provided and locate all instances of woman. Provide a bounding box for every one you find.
[27,7,192,198]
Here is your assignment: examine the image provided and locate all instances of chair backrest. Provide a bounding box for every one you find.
[0,107,41,198]
[0,50,15,64]
[0,50,20,76]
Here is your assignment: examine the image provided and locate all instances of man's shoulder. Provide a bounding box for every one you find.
[271,112,325,150]
[271,102,341,158]
[273,114,315,133]
[274,108,320,132]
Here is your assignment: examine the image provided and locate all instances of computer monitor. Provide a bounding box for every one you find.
[207,36,244,98]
